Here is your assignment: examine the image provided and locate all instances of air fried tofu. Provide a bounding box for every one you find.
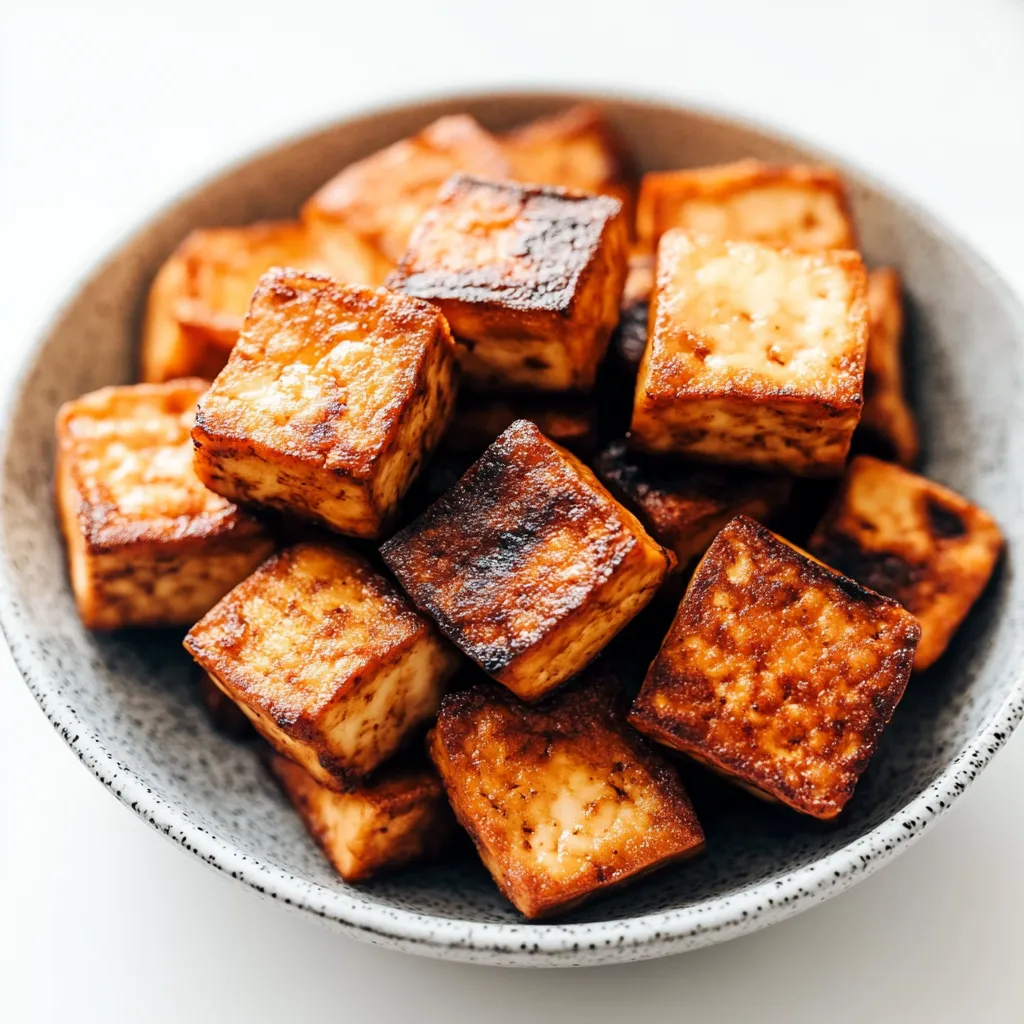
[303,115,511,281]
[388,174,629,392]
[856,269,919,465]
[630,231,869,475]
[442,394,597,456]
[184,543,460,789]
[595,441,792,570]
[269,754,456,882]
[381,420,673,701]
[808,456,1003,671]
[428,677,704,918]
[636,159,857,253]
[629,516,921,819]
[56,380,275,630]
[192,270,458,538]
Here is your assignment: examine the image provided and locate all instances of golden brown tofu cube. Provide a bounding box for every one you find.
[302,115,511,279]
[269,754,456,882]
[388,174,629,392]
[192,269,458,539]
[442,394,597,456]
[428,676,704,918]
[855,269,919,466]
[140,220,377,384]
[381,420,673,701]
[631,231,869,476]
[56,380,275,630]
[595,441,792,571]
[808,456,1003,671]
[185,543,460,789]
[629,516,921,819]
[636,159,857,254]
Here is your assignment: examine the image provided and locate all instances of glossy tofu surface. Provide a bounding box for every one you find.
[429,677,704,918]
[637,159,857,253]
[630,516,920,819]
[56,380,274,629]
[809,456,1003,670]
[631,231,869,475]
[185,543,459,788]
[192,270,458,538]
[381,420,673,701]
[388,174,628,391]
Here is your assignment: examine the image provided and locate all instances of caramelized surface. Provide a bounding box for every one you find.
[630,516,920,819]
[429,677,704,918]
[809,456,1003,670]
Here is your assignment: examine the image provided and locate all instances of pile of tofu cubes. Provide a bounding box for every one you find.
[56,106,1004,918]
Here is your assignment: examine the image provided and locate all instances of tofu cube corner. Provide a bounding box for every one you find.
[809,456,1003,671]
[630,230,869,476]
[428,675,704,918]
[192,269,459,538]
[388,174,629,392]
[629,515,921,819]
[56,379,275,630]
[381,419,673,701]
[184,543,460,789]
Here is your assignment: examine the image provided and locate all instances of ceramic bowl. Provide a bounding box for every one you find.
[2,91,1023,967]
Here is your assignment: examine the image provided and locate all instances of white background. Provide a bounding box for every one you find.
[3,1,1024,1020]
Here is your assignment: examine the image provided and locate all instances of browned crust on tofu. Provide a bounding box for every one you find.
[192,269,458,538]
[636,159,858,253]
[302,115,511,267]
[856,268,920,466]
[185,543,459,788]
[381,420,673,701]
[595,441,793,570]
[442,394,597,455]
[808,456,1003,671]
[630,516,920,819]
[388,174,629,392]
[428,676,704,918]
[269,754,456,882]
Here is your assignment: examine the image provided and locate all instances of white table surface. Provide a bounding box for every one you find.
[3,1,1024,1019]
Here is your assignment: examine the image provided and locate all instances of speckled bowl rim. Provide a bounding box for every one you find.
[3,88,1023,965]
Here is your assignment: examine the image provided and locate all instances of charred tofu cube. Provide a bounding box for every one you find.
[192,270,458,538]
[855,269,919,466]
[595,441,792,570]
[442,394,597,456]
[388,174,629,392]
[269,754,456,882]
[637,159,857,254]
[140,220,375,384]
[185,543,460,789]
[808,456,1003,671]
[629,516,920,819]
[302,115,511,280]
[381,420,673,701]
[56,380,275,630]
[630,231,869,476]
[428,677,704,918]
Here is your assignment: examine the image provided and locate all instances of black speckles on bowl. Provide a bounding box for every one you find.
[2,92,1023,967]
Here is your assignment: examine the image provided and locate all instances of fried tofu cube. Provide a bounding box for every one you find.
[629,516,921,819]
[855,269,919,466]
[442,394,597,456]
[381,420,673,701]
[595,441,792,570]
[428,676,704,918]
[636,159,857,253]
[388,174,629,392]
[192,270,458,538]
[269,754,456,882]
[56,380,275,630]
[630,231,869,476]
[302,115,511,279]
[808,456,1003,671]
[140,220,377,384]
[185,543,460,789]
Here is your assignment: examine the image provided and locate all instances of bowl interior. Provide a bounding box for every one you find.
[3,93,1023,942]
